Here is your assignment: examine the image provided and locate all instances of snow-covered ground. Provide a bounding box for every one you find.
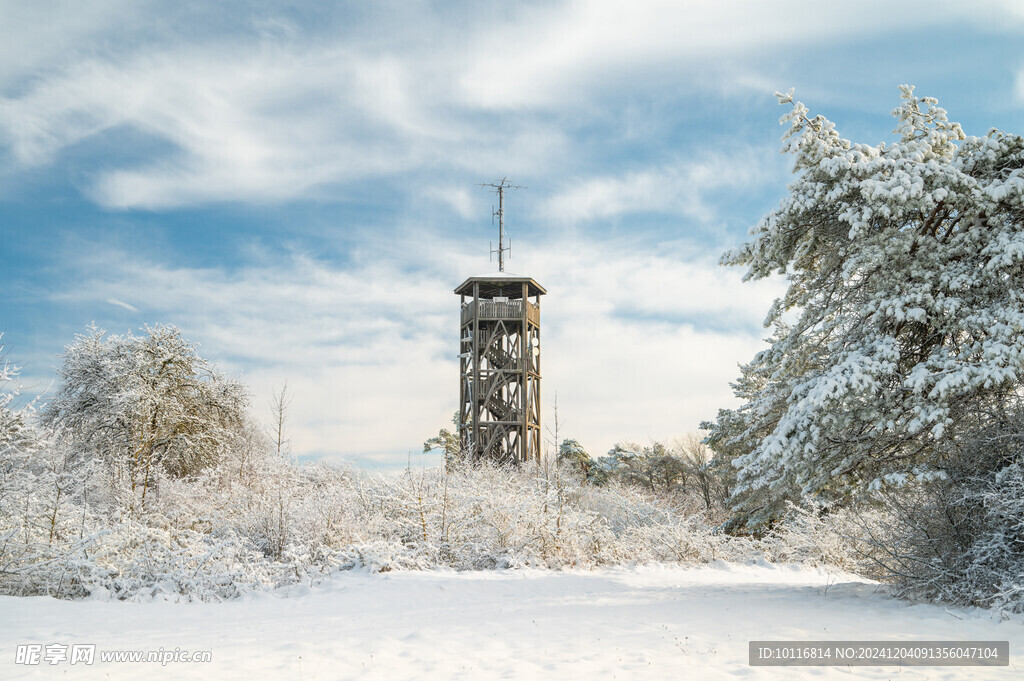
[1,562,1020,680]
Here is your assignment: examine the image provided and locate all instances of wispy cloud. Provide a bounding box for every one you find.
[0,39,571,209]
[539,148,776,224]
[456,0,1008,110]
[1,46,435,207]
[106,298,138,312]
[1,1,1014,209]
[0,0,147,90]
[1015,68,1024,103]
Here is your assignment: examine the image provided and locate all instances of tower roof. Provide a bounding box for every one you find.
[454,274,546,299]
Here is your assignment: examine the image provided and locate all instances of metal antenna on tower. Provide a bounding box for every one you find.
[479,177,524,272]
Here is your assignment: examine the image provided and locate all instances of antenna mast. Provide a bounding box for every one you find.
[479,177,524,272]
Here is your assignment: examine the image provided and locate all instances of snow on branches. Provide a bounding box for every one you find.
[41,324,250,508]
[709,86,1024,501]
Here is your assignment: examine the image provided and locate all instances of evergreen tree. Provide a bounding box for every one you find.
[706,86,1024,525]
[557,438,594,479]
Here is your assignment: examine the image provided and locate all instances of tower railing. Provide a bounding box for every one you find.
[461,300,539,325]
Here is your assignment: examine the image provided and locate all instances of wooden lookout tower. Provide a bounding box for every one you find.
[456,179,545,464]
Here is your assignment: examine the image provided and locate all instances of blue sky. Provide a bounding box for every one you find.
[2,0,1023,469]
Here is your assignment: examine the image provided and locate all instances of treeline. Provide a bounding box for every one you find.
[1,326,862,602]
[426,428,731,515]
[555,437,728,514]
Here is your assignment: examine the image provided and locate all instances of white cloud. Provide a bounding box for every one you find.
[994,0,1024,22]
[456,0,1010,110]
[539,148,775,224]
[1,0,1015,209]
[51,233,783,466]
[106,298,138,312]
[0,47,432,206]
[1016,69,1024,103]
[0,0,148,90]
[431,185,478,220]
[523,239,784,452]
[0,39,572,209]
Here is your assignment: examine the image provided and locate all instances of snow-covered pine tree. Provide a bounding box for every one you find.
[0,335,30,452]
[706,86,1024,525]
[557,438,594,479]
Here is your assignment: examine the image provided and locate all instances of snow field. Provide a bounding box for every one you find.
[1,562,1021,680]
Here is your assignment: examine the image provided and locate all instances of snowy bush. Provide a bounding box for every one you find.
[40,324,250,512]
[853,432,1024,615]
[963,462,1024,614]
[763,502,867,571]
[1,437,864,601]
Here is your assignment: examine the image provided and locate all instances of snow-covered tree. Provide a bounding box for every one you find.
[676,434,725,512]
[557,438,594,479]
[423,412,462,470]
[0,337,31,454]
[707,86,1024,521]
[41,325,250,505]
[591,442,689,497]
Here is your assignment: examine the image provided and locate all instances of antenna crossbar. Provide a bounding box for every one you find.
[479,177,525,272]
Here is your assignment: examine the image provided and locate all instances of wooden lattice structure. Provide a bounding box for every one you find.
[456,275,546,464]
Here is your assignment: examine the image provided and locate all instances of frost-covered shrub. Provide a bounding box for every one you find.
[336,463,764,571]
[764,502,866,571]
[52,524,267,601]
[7,446,852,601]
[961,462,1024,613]
[856,456,1024,615]
[343,462,617,570]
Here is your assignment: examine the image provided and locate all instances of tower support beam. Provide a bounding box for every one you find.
[455,276,545,464]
